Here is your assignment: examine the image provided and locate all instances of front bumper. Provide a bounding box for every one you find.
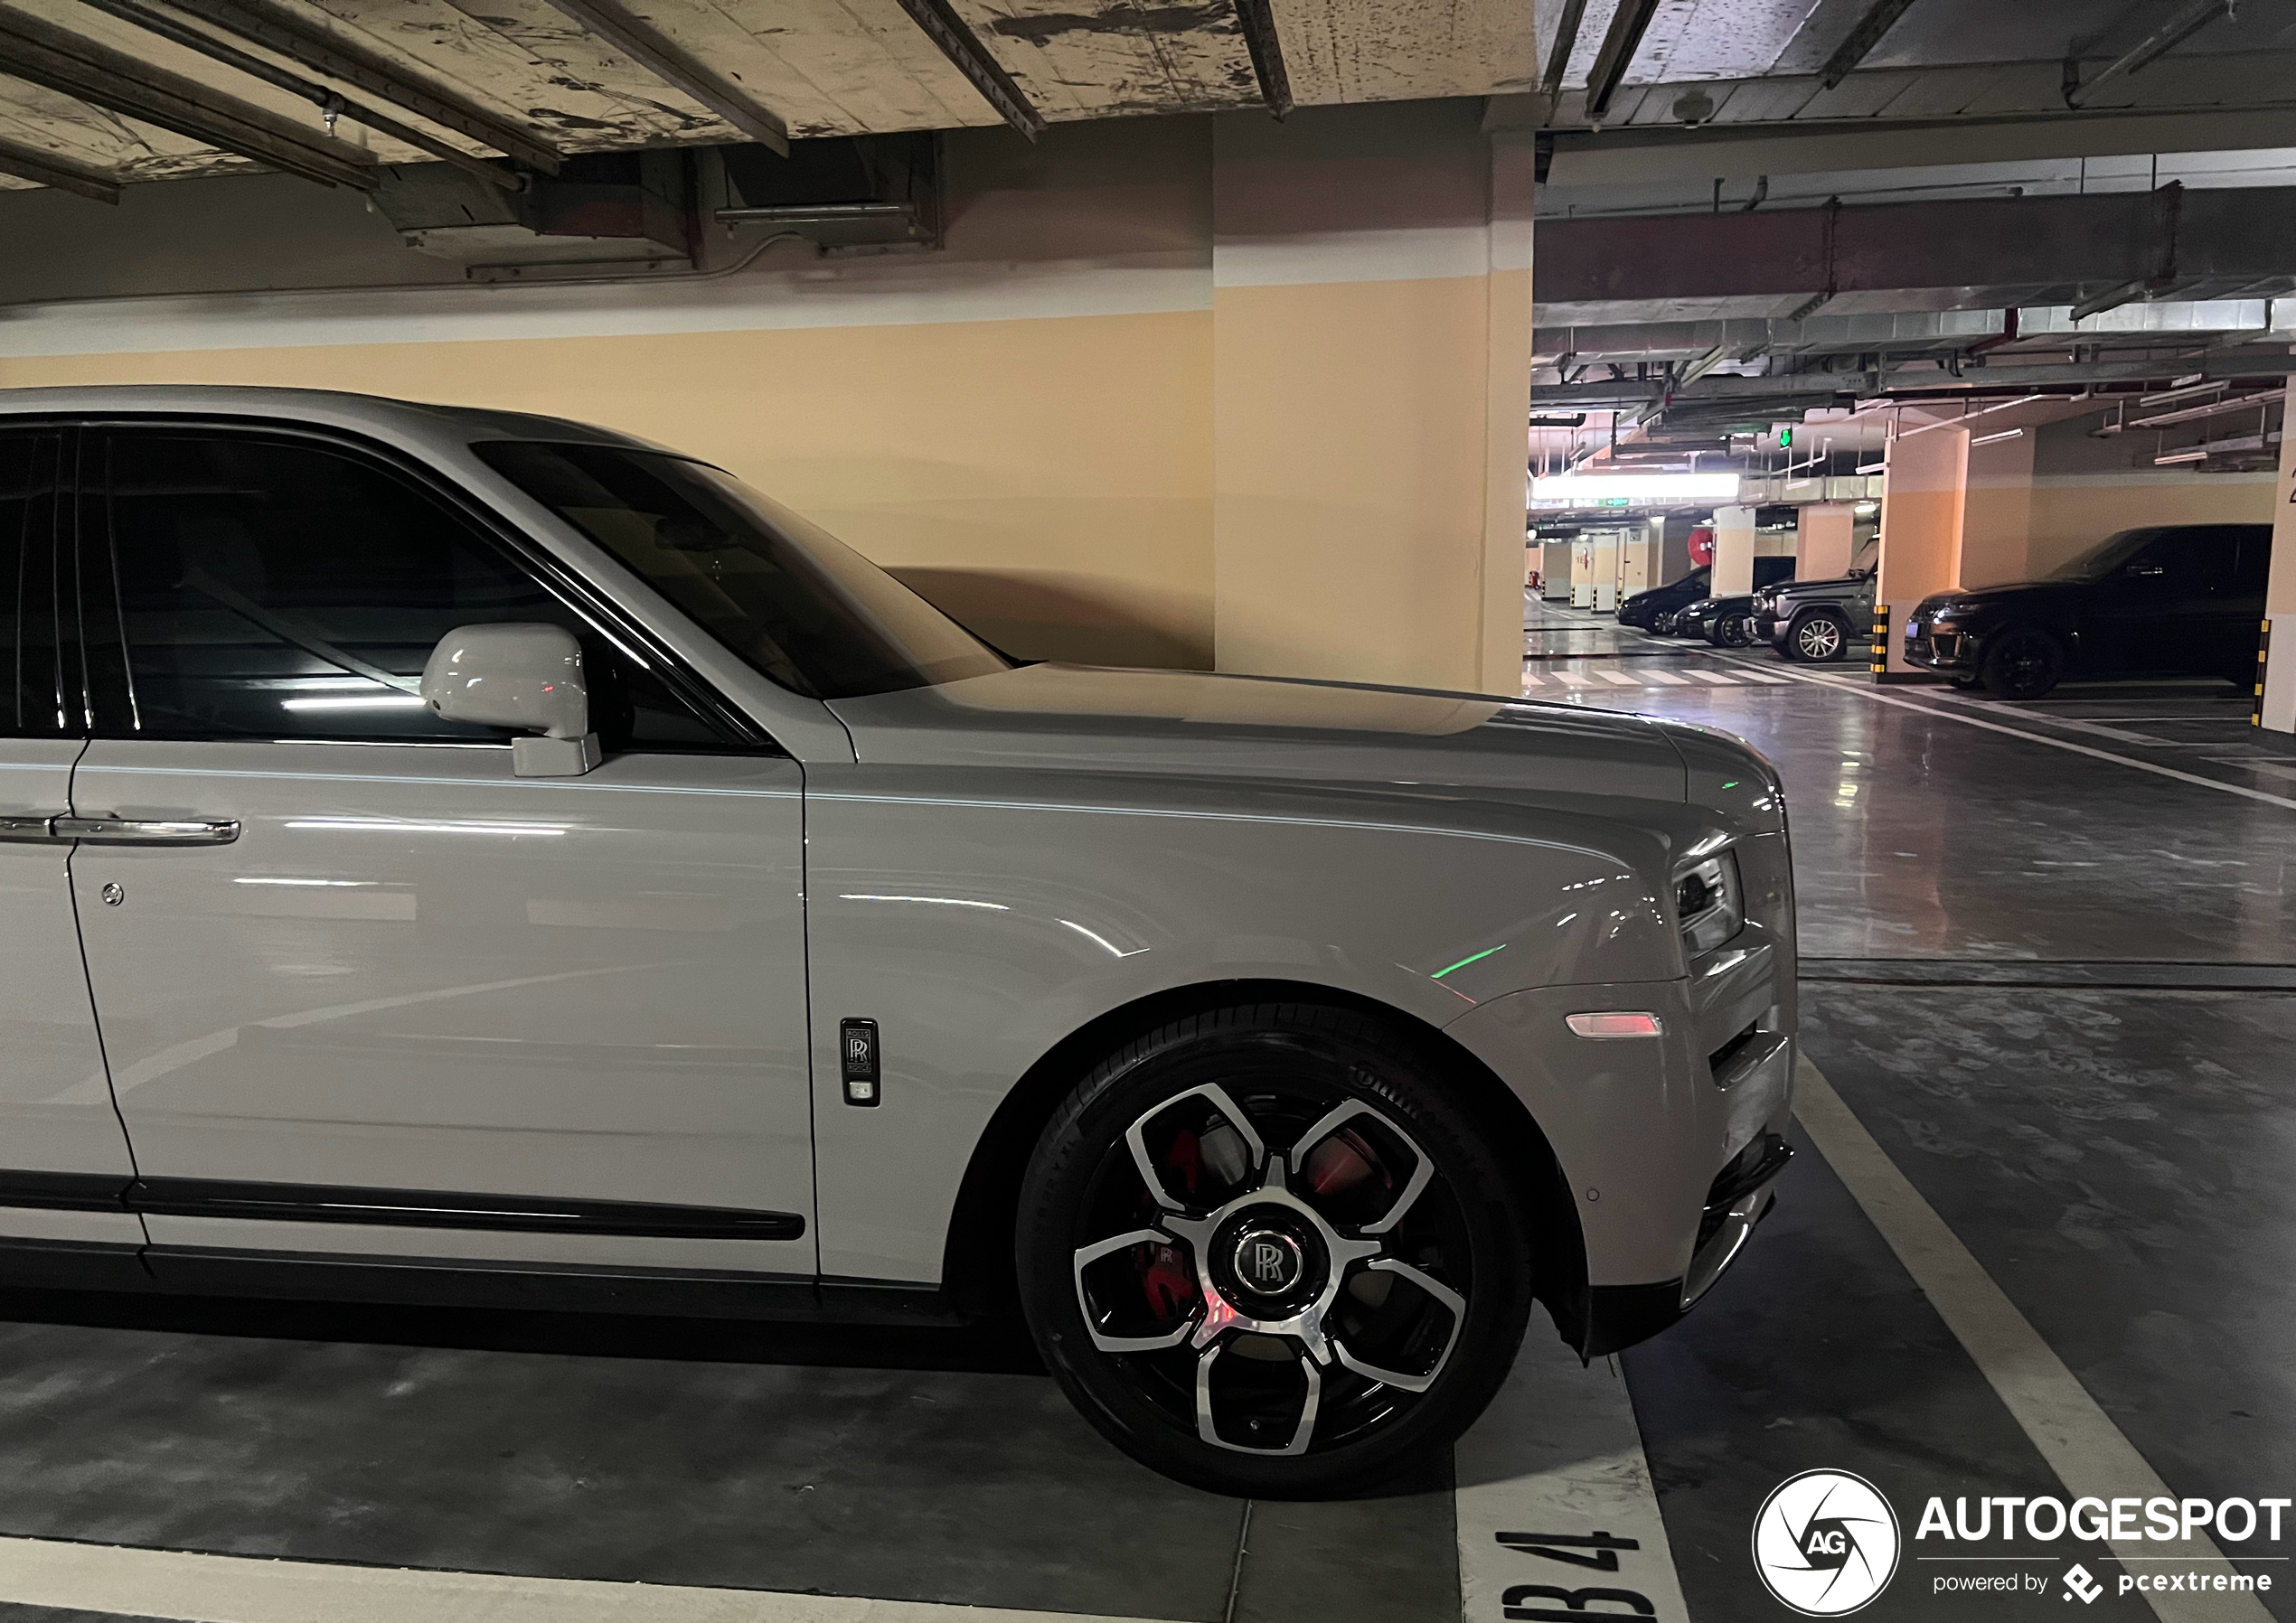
[1903,625,1974,671]
[1754,611,1783,643]
[1444,837,1796,1357]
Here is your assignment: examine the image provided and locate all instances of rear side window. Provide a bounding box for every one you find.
[84,431,729,750]
[0,432,70,738]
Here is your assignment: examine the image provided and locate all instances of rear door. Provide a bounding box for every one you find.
[66,424,817,1285]
[0,426,144,1266]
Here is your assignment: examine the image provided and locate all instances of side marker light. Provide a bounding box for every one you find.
[1566,1011,1664,1039]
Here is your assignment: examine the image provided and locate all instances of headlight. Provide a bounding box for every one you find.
[1675,851,1745,956]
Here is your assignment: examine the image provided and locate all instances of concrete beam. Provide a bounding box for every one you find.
[1537,351,2296,413]
[1537,184,2296,316]
[1546,106,2296,189]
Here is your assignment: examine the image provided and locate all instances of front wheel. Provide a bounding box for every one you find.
[1981,627,2065,699]
[1712,614,1754,648]
[1017,1005,1536,1497]
[1787,610,1851,663]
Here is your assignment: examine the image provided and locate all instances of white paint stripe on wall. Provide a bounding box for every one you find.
[1455,1332,1693,1623]
[0,1536,1180,1623]
[1212,224,1520,287]
[0,255,1213,361]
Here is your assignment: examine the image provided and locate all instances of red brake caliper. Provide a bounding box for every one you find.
[1135,1128,1202,1320]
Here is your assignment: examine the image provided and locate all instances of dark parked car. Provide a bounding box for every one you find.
[1677,594,1755,645]
[1617,565,1709,629]
[1755,568,1876,663]
[1666,559,1799,643]
[1905,523,2270,699]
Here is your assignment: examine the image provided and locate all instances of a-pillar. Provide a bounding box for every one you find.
[2259,385,2296,729]
[1711,505,1757,595]
[1210,104,1534,696]
[1875,426,1969,679]
[1795,503,1857,580]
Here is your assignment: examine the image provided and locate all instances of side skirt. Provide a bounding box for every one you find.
[0,1238,961,1327]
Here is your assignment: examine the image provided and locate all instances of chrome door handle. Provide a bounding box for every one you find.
[54,816,241,846]
[0,814,63,843]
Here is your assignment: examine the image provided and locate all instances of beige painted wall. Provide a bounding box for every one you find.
[0,312,1219,670]
[2027,412,2275,578]
[0,104,1530,694]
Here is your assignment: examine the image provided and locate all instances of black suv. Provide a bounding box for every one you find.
[1904,523,2270,699]
[1755,568,1876,663]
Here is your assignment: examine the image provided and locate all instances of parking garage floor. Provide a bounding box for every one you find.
[0,601,2289,1623]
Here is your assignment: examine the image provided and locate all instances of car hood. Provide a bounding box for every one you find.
[825,662,1691,802]
[1917,581,2077,613]
[1771,573,1865,597]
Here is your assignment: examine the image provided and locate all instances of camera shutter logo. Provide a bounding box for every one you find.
[1751,1470,1901,1616]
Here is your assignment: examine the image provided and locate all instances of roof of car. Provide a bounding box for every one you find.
[0,385,663,454]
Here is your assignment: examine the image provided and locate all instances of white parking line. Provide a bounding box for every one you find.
[1455,1331,1691,1623]
[1796,1056,2266,1623]
[0,1537,1181,1623]
[1685,671,1739,685]
[1639,671,1689,685]
[1595,671,1641,686]
[1736,661,2296,813]
[1552,671,1595,688]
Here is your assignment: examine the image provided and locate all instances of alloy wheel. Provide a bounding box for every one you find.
[1068,1077,1471,1459]
[1794,614,1843,661]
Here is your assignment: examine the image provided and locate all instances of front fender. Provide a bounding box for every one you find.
[801,764,1695,1281]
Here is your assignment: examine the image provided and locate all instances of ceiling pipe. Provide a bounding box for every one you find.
[80,0,521,192]
[2066,0,2235,108]
[1541,0,1589,99]
[1816,0,1924,92]
[538,0,789,155]
[164,0,560,173]
[891,0,1047,136]
[0,133,117,202]
[1585,0,1661,123]
[1231,0,1295,119]
[0,8,375,190]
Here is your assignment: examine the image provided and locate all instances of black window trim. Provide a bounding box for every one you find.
[0,421,80,741]
[42,412,783,756]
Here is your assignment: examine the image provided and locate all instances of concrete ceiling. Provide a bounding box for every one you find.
[0,0,1538,196]
[1530,0,2296,131]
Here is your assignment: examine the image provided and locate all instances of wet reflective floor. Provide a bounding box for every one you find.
[1532,595,2296,1620]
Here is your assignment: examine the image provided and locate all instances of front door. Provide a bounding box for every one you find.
[0,427,143,1266]
[66,425,815,1281]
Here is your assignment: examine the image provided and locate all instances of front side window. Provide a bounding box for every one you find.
[2047,529,2159,582]
[475,441,1006,700]
[89,431,726,749]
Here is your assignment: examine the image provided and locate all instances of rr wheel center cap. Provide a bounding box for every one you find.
[1209,1208,1328,1315]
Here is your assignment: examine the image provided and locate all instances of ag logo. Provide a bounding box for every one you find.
[1751,1469,1901,1616]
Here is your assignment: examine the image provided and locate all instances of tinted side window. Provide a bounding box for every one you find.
[0,433,69,739]
[89,432,727,749]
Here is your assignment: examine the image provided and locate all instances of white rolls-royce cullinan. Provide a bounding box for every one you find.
[0,387,1794,1495]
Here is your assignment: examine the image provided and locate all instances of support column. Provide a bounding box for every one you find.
[2260,385,2296,730]
[1957,425,2037,587]
[1875,425,1969,679]
[1711,505,1756,596]
[1210,103,1533,695]
[1795,503,1857,580]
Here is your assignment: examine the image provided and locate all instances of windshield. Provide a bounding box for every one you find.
[2046,529,2157,583]
[476,442,1006,700]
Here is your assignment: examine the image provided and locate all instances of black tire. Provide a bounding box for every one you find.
[1980,627,2065,699]
[1711,614,1754,648]
[1016,1003,1537,1498]
[1950,674,1983,691]
[1786,609,1851,664]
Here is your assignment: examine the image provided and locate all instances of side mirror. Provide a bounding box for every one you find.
[420,624,601,777]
